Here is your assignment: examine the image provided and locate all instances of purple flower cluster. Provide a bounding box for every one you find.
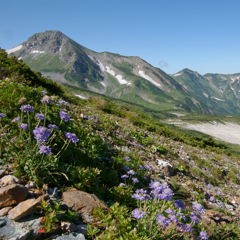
[132,178,139,184]
[19,123,28,131]
[42,90,48,95]
[64,132,79,143]
[132,189,152,201]
[132,209,145,219]
[124,156,131,161]
[33,126,51,142]
[123,166,130,171]
[48,124,59,130]
[174,200,186,211]
[149,181,174,201]
[20,104,34,113]
[35,113,45,121]
[200,231,208,240]
[144,165,152,171]
[59,111,70,122]
[0,113,5,120]
[39,145,51,155]
[193,203,205,214]
[58,99,67,105]
[11,117,20,123]
[157,214,169,229]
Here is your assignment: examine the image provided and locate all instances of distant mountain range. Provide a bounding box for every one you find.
[5,30,240,115]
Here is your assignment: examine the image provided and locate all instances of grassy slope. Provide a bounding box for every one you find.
[1,50,240,239]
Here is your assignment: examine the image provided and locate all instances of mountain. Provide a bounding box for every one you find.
[171,69,240,115]
[5,30,211,115]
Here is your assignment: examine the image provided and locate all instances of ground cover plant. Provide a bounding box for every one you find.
[1,50,240,239]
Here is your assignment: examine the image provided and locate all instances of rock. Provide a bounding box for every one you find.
[62,190,108,215]
[0,169,6,178]
[8,194,49,221]
[0,215,42,240]
[61,221,78,232]
[0,206,12,216]
[161,165,173,177]
[0,175,20,185]
[56,233,86,240]
[76,225,88,236]
[0,184,28,208]
[0,218,7,227]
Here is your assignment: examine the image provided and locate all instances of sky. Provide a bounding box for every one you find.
[1,0,240,75]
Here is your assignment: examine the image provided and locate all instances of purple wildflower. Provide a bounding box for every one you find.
[157,214,170,229]
[177,213,186,221]
[0,113,5,120]
[48,124,59,130]
[149,181,163,191]
[132,178,139,184]
[127,170,136,175]
[138,165,144,170]
[200,231,208,240]
[190,213,201,224]
[64,132,79,143]
[169,214,179,223]
[132,209,145,219]
[124,156,131,161]
[119,183,126,186]
[39,145,51,155]
[210,196,215,202]
[193,203,205,214]
[160,188,174,201]
[19,123,28,131]
[184,224,193,232]
[42,90,48,95]
[174,200,186,211]
[144,165,152,171]
[207,184,212,189]
[35,113,45,121]
[58,99,67,105]
[123,166,130,171]
[121,175,129,179]
[20,104,34,113]
[33,126,51,142]
[11,117,21,122]
[165,208,176,215]
[59,111,70,122]
[177,222,185,232]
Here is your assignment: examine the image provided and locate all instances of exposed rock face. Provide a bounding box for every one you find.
[0,184,28,208]
[62,190,108,215]
[0,175,20,185]
[8,194,49,221]
[0,206,12,217]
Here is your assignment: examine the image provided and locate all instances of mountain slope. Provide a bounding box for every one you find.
[171,69,240,115]
[6,30,211,115]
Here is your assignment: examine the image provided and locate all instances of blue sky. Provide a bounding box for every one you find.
[1,0,240,75]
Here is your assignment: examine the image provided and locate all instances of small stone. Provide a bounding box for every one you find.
[0,218,7,227]
[0,169,6,178]
[0,206,12,216]
[61,221,78,232]
[0,184,28,208]
[8,194,49,221]
[161,165,173,177]
[76,225,88,236]
[0,175,20,185]
[56,232,85,240]
[62,190,108,215]
[18,97,28,104]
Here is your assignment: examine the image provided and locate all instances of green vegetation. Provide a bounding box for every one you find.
[1,49,240,239]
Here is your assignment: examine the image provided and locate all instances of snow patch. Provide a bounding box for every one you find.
[6,45,23,54]
[18,57,22,60]
[75,94,87,99]
[31,50,44,54]
[211,97,225,102]
[100,82,106,87]
[138,70,161,87]
[96,60,105,71]
[116,75,130,84]
[173,72,183,76]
